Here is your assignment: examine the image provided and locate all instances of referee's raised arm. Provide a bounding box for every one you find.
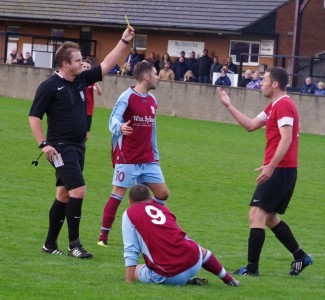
[100,27,134,76]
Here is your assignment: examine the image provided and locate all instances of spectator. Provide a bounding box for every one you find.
[246,71,261,89]
[299,77,317,94]
[186,51,198,81]
[214,67,231,86]
[239,69,252,87]
[315,81,325,96]
[197,49,213,84]
[124,47,141,74]
[122,184,240,287]
[12,52,24,65]
[158,62,174,80]
[224,57,237,74]
[210,56,223,82]
[172,56,188,81]
[23,52,35,66]
[121,62,133,76]
[184,70,195,82]
[177,50,187,62]
[8,48,17,63]
[108,64,121,75]
[146,51,160,74]
[159,52,173,70]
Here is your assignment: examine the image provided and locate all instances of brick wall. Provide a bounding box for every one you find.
[300,0,325,56]
[276,0,295,56]
[276,0,325,57]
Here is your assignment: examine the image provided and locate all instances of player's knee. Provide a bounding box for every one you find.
[112,186,127,197]
[69,185,86,199]
[56,187,69,202]
[159,187,170,200]
[162,189,170,200]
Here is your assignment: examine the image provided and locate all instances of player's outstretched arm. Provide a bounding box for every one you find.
[216,87,264,132]
[100,27,135,75]
[125,266,136,283]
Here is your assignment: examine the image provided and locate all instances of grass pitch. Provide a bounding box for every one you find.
[0,96,324,299]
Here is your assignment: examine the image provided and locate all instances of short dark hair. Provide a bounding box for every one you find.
[133,60,154,81]
[83,58,92,66]
[266,67,288,91]
[129,184,151,202]
[55,41,80,67]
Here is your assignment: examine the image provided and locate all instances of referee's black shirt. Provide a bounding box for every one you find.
[29,65,102,144]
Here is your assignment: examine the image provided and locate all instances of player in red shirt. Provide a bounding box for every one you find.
[81,59,102,140]
[122,184,239,286]
[97,61,169,246]
[217,67,312,276]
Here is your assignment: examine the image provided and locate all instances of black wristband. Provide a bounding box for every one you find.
[121,39,129,45]
[39,141,49,149]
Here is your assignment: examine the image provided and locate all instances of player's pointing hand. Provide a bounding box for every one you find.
[121,120,133,135]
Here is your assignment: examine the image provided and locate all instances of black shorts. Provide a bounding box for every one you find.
[87,115,93,131]
[250,168,297,214]
[52,142,86,190]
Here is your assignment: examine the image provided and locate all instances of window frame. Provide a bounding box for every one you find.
[229,40,260,66]
[133,34,147,50]
[7,26,20,40]
[50,28,64,45]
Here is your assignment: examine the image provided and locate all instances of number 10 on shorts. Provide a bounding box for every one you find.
[116,170,125,182]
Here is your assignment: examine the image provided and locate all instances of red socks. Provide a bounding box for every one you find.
[99,194,123,241]
[202,250,233,284]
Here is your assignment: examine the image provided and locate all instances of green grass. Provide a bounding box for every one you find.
[0,96,324,299]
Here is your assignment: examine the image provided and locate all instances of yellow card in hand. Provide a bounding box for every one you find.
[125,15,131,28]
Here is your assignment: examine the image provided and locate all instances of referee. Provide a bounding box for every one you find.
[29,27,134,259]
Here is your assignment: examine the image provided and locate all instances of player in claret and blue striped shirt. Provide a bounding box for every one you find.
[98,61,169,247]
[122,184,239,286]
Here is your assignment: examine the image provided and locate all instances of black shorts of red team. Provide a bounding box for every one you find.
[250,168,297,214]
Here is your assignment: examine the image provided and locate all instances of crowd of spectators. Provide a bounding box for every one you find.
[7,48,35,66]
[7,46,324,96]
[109,47,238,84]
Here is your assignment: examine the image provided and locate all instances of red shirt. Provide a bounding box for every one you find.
[85,83,95,116]
[263,96,299,167]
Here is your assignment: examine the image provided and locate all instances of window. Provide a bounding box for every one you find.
[51,29,64,38]
[80,27,92,57]
[229,40,260,65]
[7,26,20,40]
[134,35,147,50]
[49,28,64,46]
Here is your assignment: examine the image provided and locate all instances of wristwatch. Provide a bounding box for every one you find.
[39,141,49,149]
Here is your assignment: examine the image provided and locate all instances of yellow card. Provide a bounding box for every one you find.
[125,15,131,28]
